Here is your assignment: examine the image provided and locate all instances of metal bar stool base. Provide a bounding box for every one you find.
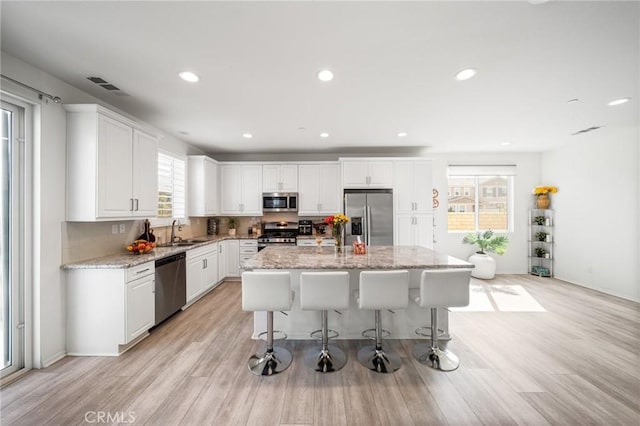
[248,347,292,376]
[303,345,347,373]
[357,345,402,373]
[412,343,459,371]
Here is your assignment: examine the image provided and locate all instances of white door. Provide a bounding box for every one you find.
[217,242,227,281]
[240,165,263,215]
[225,240,240,277]
[394,161,415,214]
[220,165,242,214]
[279,165,298,192]
[415,214,434,248]
[367,160,393,188]
[97,114,134,217]
[204,250,219,289]
[297,165,320,215]
[413,161,433,213]
[1,100,28,378]
[204,159,218,215]
[317,163,341,214]
[125,275,155,342]
[395,215,415,246]
[186,256,204,302]
[262,165,280,192]
[342,160,369,187]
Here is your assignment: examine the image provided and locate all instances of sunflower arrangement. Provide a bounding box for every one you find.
[533,186,558,196]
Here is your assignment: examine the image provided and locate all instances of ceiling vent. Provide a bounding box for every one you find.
[571,125,603,136]
[86,76,129,96]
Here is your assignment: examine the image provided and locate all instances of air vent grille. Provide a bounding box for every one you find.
[86,76,129,96]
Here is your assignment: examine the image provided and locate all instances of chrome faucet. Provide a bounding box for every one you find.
[170,219,178,243]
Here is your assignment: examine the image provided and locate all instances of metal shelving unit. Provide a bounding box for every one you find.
[528,209,554,277]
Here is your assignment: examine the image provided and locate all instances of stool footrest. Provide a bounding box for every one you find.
[361,328,391,340]
[258,330,287,341]
[310,329,339,340]
[414,326,445,338]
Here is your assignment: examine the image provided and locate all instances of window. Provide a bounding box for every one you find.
[157,152,186,221]
[447,165,515,232]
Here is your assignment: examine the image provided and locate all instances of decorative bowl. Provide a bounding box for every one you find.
[125,240,156,255]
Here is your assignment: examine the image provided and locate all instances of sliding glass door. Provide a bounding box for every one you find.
[1,100,24,378]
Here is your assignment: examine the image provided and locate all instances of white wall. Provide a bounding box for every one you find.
[428,152,541,274]
[542,127,639,301]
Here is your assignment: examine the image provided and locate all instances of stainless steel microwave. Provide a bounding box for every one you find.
[262,192,298,212]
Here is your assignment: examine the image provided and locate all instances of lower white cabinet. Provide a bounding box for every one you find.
[66,261,155,356]
[239,240,258,265]
[395,214,434,248]
[186,244,220,304]
[224,240,240,277]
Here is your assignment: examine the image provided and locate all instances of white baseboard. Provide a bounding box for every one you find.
[41,350,67,368]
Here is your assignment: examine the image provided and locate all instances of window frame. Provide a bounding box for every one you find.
[150,149,189,228]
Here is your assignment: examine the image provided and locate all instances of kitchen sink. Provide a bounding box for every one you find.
[157,239,208,248]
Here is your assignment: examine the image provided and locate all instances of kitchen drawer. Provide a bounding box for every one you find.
[126,261,155,282]
[296,239,316,247]
[239,240,258,247]
[240,247,258,255]
[188,244,217,259]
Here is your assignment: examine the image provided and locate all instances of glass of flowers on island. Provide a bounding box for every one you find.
[323,213,350,252]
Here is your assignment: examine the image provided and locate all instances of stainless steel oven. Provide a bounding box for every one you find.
[262,192,297,212]
[257,221,298,251]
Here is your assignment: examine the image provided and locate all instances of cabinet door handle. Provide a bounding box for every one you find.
[136,268,151,274]
[130,198,134,211]
[152,279,155,294]
[135,198,139,211]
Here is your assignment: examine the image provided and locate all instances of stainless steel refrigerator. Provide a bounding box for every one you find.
[344,189,393,246]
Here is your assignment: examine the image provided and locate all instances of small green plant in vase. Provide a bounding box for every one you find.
[534,216,546,225]
[227,217,237,236]
[535,231,547,242]
[534,247,547,258]
[462,230,509,280]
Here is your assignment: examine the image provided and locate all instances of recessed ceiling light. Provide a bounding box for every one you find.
[567,98,579,104]
[608,97,631,106]
[397,132,408,137]
[501,142,512,146]
[178,71,199,82]
[455,68,477,81]
[317,70,334,82]
[242,133,253,139]
[320,132,330,138]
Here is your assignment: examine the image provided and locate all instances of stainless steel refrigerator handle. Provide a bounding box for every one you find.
[366,205,372,246]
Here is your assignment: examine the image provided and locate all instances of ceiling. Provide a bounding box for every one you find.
[1,1,638,155]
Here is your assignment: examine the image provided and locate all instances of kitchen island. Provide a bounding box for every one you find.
[241,245,473,341]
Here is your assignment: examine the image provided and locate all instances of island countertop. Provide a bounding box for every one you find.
[241,245,473,271]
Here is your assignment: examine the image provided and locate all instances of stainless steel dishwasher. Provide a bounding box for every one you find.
[154,252,186,325]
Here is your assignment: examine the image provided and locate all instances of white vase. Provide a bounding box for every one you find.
[228,228,236,236]
[468,252,496,279]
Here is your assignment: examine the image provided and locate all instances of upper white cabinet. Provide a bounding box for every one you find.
[189,156,219,216]
[394,159,433,214]
[220,164,262,216]
[65,104,158,221]
[262,164,298,192]
[342,159,393,188]
[298,163,342,216]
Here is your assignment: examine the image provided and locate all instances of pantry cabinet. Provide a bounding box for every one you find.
[65,104,158,221]
[342,159,393,188]
[394,160,433,215]
[298,163,342,216]
[395,214,434,248]
[66,261,155,356]
[189,156,219,216]
[220,164,262,215]
[262,164,298,192]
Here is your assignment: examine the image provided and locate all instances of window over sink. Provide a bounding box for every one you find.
[154,151,186,225]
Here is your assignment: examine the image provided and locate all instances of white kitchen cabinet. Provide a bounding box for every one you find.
[342,159,393,189]
[189,156,219,216]
[297,238,335,247]
[395,214,434,248]
[66,261,155,356]
[224,239,240,277]
[186,244,220,304]
[65,104,158,221]
[217,241,227,282]
[394,159,433,215]
[262,164,298,192]
[298,163,342,216]
[239,239,258,265]
[220,164,263,215]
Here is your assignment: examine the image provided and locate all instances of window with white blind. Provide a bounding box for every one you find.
[447,165,515,233]
[157,152,186,221]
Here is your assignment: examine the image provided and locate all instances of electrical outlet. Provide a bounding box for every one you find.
[119,224,126,233]
[111,224,118,234]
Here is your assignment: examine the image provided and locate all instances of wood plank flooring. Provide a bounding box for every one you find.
[1,275,639,425]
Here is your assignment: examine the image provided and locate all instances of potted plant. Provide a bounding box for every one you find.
[534,247,547,258]
[227,217,237,236]
[533,216,546,225]
[462,230,509,279]
[535,231,547,242]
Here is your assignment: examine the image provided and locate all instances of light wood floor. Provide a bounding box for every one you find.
[2,275,639,425]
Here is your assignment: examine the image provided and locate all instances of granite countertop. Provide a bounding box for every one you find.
[62,234,258,269]
[241,245,473,270]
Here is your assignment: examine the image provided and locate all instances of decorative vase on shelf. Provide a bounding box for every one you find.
[333,224,344,253]
[536,194,550,209]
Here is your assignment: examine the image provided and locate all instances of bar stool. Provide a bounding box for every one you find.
[410,269,471,371]
[241,271,294,376]
[355,270,409,373]
[299,271,350,373]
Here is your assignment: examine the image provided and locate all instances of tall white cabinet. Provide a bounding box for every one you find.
[65,104,158,221]
[189,155,219,216]
[393,159,434,248]
[298,163,342,216]
[220,164,263,215]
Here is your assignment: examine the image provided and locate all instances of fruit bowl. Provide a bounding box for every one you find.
[126,240,156,255]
